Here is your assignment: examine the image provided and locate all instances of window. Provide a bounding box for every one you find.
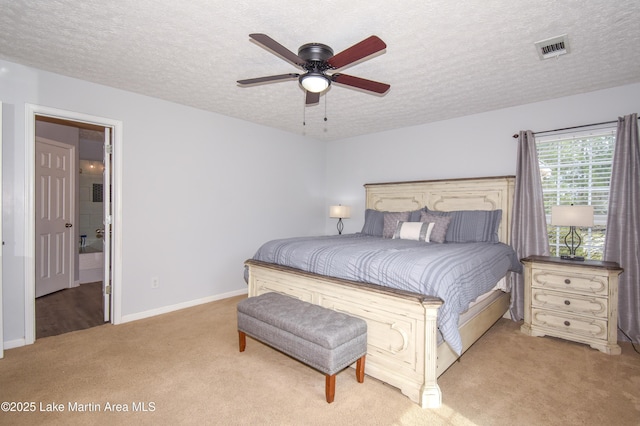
[536,127,616,260]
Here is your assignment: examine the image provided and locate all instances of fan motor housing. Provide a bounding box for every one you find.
[298,43,334,62]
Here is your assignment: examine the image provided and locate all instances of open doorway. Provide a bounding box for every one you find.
[24,105,122,345]
[34,117,107,338]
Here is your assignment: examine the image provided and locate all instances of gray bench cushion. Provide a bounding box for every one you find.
[237,292,367,350]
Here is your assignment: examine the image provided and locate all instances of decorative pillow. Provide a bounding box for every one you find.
[361,209,385,236]
[419,212,452,243]
[392,221,435,242]
[383,211,411,238]
[426,208,502,242]
[408,209,424,222]
[361,209,424,237]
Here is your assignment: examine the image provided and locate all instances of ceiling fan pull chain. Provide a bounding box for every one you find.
[324,93,328,122]
[303,95,306,126]
[324,93,329,133]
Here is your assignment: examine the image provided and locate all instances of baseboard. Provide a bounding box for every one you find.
[2,289,248,351]
[4,338,27,350]
[119,288,248,324]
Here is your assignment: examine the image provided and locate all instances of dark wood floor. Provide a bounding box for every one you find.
[35,281,106,339]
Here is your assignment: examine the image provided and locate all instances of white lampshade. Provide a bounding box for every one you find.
[551,205,594,227]
[329,205,351,219]
[300,73,330,93]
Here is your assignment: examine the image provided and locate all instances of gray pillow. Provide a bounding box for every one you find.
[361,209,385,236]
[426,208,502,243]
[419,212,452,243]
[383,211,411,238]
[361,209,423,237]
[409,209,424,222]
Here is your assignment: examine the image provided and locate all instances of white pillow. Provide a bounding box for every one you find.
[392,221,435,242]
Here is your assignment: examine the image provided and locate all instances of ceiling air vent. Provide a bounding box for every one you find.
[534,34,570,60]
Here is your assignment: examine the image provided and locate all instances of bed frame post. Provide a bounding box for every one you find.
[419,302,442,408]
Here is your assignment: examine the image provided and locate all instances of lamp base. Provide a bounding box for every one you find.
[560,255,585,261]
[562,226,584,261]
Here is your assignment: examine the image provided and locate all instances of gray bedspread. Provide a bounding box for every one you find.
[249,233,522,354]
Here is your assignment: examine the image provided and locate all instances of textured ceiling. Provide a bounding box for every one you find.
[1,1,639,141]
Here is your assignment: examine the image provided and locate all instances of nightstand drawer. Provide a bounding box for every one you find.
[531,288,608,318]
[531,308,607,340]
[531,268,608,296]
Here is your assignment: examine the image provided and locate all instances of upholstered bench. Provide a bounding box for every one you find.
[237,292,367,403]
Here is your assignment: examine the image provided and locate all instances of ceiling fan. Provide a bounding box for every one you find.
[237,34,390,105]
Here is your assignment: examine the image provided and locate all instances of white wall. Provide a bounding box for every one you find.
[325,83,640,234]
[1,59,326,345]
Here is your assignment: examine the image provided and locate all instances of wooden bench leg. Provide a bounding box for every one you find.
[238,331,246,352]
[356,355,366,383]
[326,356,365,403]
[325,374,336,403]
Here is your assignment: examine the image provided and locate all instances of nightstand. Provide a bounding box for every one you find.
[520,255,623,355]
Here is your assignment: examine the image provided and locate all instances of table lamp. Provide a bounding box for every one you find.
[551,205,594,261]
[329,205,351,235]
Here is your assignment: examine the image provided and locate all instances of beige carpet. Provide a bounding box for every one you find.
[1,295,638,425]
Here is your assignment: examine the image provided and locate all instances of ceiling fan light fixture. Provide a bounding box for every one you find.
[300,73,330,93]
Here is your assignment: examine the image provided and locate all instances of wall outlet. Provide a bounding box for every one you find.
[151,277,159,289]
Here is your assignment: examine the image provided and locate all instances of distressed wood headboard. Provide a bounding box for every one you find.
[364,176,515,244]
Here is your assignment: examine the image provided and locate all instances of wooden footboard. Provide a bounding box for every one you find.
[246,259,445,408]
[245,260,511,408]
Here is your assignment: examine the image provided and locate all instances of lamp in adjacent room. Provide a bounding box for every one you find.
[551,205,594,261]
[329,205,351,235]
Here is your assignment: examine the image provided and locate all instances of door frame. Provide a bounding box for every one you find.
[24,104,123,344]
[1,101,4,358]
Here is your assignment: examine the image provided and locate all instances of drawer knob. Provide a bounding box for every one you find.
[564,278,571,284]
[564,320,571,327]
[564,300,571,305]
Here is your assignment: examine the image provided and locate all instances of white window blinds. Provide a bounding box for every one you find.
[536,128,616,259]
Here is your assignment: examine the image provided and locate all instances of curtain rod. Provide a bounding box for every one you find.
[511,115,639,139]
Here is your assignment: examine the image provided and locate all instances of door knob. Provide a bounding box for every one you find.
[65,223,73,228]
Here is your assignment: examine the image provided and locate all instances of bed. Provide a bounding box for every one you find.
[244,176,518,408]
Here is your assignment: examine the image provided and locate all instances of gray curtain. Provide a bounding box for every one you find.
[510,130,550,320]
[604,113,640,343]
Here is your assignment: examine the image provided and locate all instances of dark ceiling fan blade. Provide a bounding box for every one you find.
[237,73,299,86]
[331,74,390,94]
[249,33,306,68]
[327,36,387,70]
[305,91,320,105]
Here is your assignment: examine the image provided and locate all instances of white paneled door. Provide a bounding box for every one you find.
[35,137,75,298]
